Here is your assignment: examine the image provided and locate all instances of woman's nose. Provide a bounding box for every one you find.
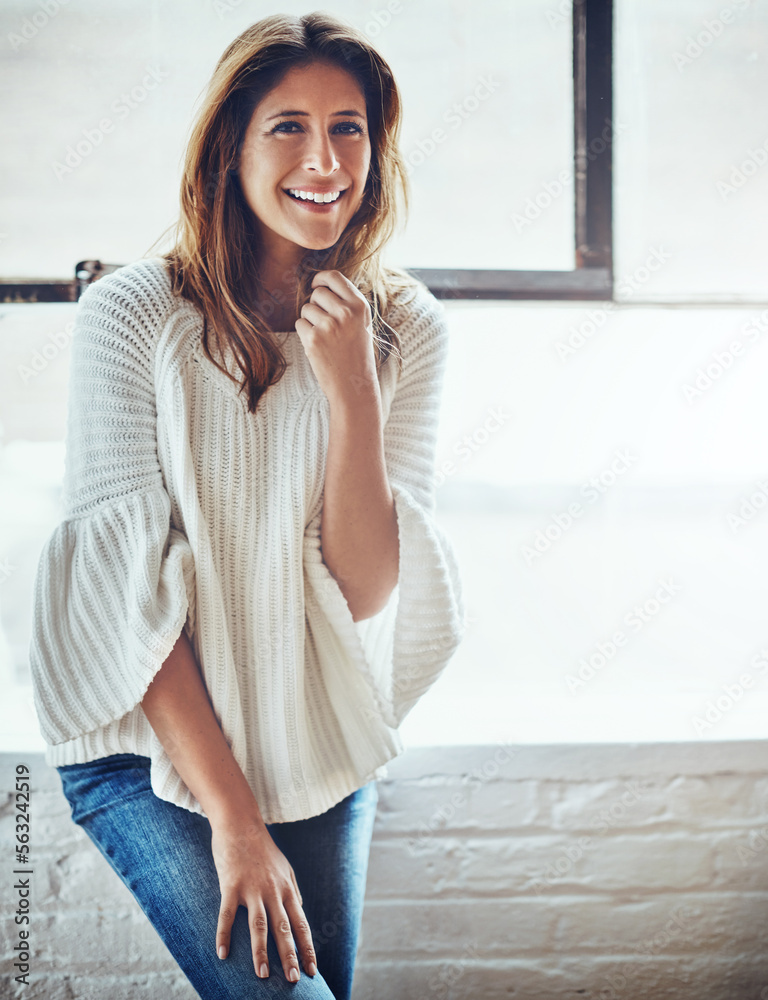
[303,131,339,174]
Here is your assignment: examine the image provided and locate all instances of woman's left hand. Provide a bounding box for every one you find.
[294,270,380,409]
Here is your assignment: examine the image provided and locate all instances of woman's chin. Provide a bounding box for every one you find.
[297,235,342,252]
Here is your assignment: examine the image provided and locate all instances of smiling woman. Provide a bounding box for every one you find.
[157,13,414,416]
[28,10,464,1000]
[238,61,373,327]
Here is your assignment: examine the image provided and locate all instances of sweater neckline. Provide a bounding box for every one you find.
[187,321,321,412]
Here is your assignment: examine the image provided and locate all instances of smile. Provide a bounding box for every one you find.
[286,188,344,203]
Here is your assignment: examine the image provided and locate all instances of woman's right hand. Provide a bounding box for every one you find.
[210,814,318,983]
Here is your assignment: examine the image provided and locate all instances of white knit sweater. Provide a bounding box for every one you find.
[29,257,465,823]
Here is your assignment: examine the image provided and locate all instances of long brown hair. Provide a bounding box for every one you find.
[147,11,419,413]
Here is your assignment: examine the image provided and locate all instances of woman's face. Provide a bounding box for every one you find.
[239,60,372,263]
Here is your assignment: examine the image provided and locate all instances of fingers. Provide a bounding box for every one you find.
[294,316,314,340]
[307,285,341,317]
[211,828,316,983]
[299,301,331,329]
[308,275,368,320]
[215,895,237,961]
[284,895,318,977]
[311,269,356,299]
[248,903,271,980]
[218,889,317,983]
[266,899,302,983]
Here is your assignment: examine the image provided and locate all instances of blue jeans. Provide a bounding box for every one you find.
[56,753,379,1000]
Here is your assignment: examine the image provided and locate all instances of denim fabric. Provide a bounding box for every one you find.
[57,753,379,1000]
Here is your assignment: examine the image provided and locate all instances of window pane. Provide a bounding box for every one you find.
[404,300,768,745]
[615,0,768,299]
[0,0,574,278]
[378,0,575,271]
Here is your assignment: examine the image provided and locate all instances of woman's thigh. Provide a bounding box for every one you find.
[266,777,379,1000]
[56,753,375,1000]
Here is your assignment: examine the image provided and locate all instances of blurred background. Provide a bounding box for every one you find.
[1,0,767,752]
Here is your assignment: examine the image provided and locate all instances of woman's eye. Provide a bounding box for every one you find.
[271,121,302,134]
[334,121,365,135]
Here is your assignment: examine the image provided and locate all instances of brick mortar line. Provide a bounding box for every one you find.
[371,825,768,840]
[358,948,761,959]
[357,953,767,965]
[383,773,768,782]
[362,889,768,904]
[365,886,756,906]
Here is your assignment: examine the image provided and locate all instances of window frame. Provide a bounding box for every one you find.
[0,0,613,305]
[413,0,613,301]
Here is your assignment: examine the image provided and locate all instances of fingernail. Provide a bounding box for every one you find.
[307,961,317,976]
[289,968,299,982]
[260,963,269,978]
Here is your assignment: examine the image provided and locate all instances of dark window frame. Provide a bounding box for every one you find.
[413,0,613,301]
[1,0,613,305]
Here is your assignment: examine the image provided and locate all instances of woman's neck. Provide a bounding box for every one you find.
[253,258,300,332]
[247,224,305,331]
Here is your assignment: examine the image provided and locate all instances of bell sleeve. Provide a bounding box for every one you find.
[29,268,196,746]
[303,282,466,732]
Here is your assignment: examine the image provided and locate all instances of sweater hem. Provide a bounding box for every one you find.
[45,711,404,824]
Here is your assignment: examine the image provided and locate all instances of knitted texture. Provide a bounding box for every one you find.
[29,257,465,823]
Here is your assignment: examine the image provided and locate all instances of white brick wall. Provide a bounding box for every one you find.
[1,743,767,999]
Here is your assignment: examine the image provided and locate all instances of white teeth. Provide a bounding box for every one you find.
[288,189,341,203]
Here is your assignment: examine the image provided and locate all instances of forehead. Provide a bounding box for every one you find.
[255,60,367,117]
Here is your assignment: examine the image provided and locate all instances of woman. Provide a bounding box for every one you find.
[29,11,464,999]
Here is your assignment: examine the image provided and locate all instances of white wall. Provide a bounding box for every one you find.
[2,744,767,999]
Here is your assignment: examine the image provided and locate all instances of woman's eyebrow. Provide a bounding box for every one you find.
[266,109,366,120]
